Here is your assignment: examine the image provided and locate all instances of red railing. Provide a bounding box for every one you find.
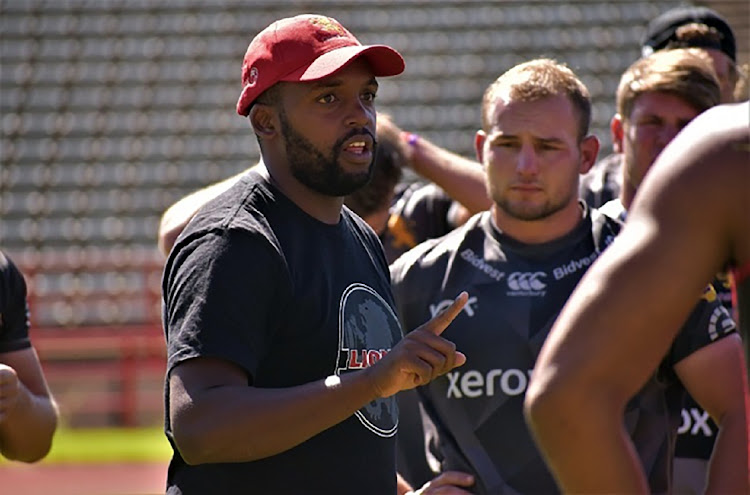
[14,249,167,427]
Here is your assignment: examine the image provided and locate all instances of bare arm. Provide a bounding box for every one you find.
[524,103,749,492]
[0,348,58,462]
[674,334,748,493]
[523,185,723,492]
[378,117,490,214]
[405,135,489,214]
[157,165,258,256]
[170,292,468,464]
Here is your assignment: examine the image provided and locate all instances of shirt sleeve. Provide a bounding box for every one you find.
[0,254,32,353]
[163,228,287,382]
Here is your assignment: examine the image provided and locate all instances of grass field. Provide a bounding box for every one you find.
[0,426,171,465]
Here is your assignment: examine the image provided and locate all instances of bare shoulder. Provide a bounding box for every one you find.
[635,102,748,205]
[629,102,750,267]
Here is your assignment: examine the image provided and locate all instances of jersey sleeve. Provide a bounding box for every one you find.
[163,228,287,382]
[667,285,737,366]
[384,184,454,263]
[0,254,32,353]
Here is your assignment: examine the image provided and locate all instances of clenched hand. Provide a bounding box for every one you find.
[0,364,21,424]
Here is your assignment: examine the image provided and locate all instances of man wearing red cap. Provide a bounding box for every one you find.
[161,14,468,494]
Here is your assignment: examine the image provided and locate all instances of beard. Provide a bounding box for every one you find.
[493,194,572,221]
[488,178,577,221]
[278,109,376,197]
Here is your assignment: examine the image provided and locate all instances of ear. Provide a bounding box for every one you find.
[610,114,624,154]
[249,104,278,140]
[578,134,600,174]
[474,130,487,164]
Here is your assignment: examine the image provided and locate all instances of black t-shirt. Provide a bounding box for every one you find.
[162,172,401,494]
[0,251,32,353]
[391,206,735,494]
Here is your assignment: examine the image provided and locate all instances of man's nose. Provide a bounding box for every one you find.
[516,144,539,175]
[657,123,682,147]
[346,99,372,128]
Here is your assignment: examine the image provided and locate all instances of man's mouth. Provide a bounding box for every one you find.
[346,141,367,155]
[512,184,543,192]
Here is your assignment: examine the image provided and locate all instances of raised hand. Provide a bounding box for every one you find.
[367,292,469,399]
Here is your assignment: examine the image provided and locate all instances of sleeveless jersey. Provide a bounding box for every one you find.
[163,172,400,495]
[391,205,736,494]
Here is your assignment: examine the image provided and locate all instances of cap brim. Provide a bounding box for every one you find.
[283,45,405,82]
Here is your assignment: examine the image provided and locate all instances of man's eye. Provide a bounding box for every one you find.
[318,94,337,104]
[362,91,377,102]
[638,117,662,126]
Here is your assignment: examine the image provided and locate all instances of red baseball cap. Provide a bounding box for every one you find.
[236,14,405,116]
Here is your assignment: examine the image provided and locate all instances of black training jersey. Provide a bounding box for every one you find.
[163,171,401,495]
[0,251,32,353]
[382,182,457,264]
[391,206,736,494]
[579,152,622,208]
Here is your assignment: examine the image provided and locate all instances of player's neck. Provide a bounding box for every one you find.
[491,201,584,245]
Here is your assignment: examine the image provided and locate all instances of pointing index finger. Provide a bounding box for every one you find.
[429,291,468,336]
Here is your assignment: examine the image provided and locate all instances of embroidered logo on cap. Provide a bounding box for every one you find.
[246,66,259,87]
[309,16,348,42]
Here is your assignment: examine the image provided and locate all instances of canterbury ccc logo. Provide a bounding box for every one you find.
[507,271,546,291]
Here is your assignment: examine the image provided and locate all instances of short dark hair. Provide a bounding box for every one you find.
[252,84,281,110]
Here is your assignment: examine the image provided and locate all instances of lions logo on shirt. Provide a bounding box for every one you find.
[336,283,401,437]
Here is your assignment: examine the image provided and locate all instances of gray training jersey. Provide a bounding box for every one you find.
[390,206,735,494]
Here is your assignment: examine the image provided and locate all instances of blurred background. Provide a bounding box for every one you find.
[1,0,748,493]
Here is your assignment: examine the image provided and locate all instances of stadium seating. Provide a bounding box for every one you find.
[2,0,724,260]
[2,0,744,426]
